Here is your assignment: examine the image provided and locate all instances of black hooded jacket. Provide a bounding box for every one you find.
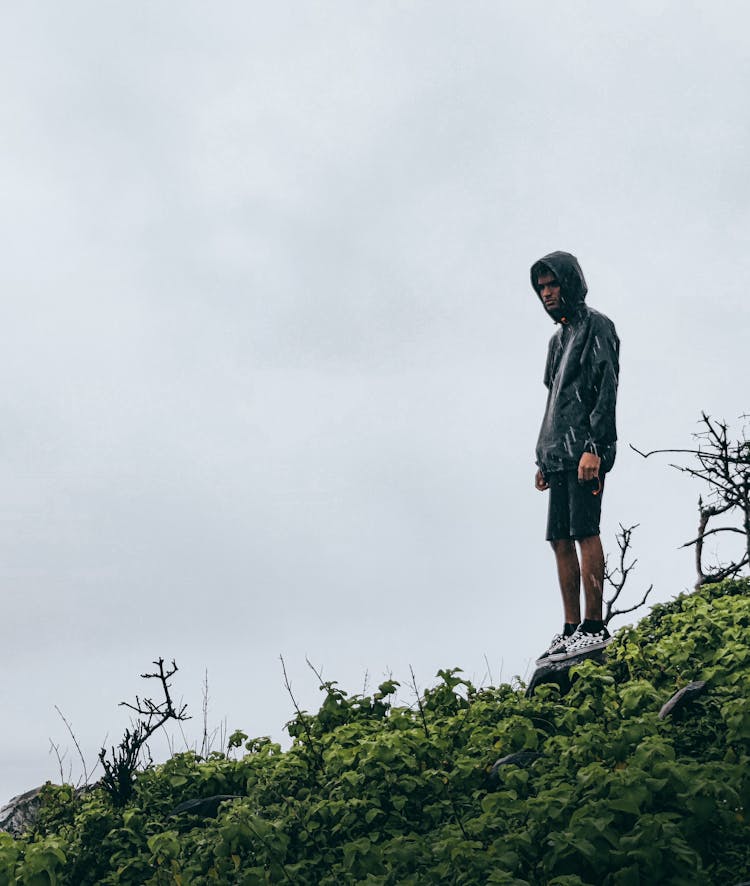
[531,251,620,476]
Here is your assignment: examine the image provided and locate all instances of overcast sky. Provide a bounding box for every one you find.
[1,2,748,803]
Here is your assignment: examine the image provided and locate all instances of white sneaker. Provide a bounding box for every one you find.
[548,626,612,662]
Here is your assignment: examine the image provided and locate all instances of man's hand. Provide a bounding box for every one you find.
[578,452,601,482]
[535,469,549,491]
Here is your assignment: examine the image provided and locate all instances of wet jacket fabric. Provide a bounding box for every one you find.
[531,251,620,476]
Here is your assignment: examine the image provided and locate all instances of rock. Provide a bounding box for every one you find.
[0,786,45,837]
[526,648,607,697]
[488,751,542,786]
[658,681,708,720]
[1,782,101,838]
[171,795,242,818]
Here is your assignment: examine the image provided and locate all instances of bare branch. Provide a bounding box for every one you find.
[608,584,654,620]
[630,444,703,459]
[630,442,748,466]
[680,526,746,548]
[48,739,68,785]
[408,665,430,739]
[304,656,326,688]
[604,524,654,626]
[696,554,750,587]
[280,655,323,770]
[99,658,190,807]
[633,414,750,588]
[200,670,210,759]
[54,706,93,788]
[482,654,494,688]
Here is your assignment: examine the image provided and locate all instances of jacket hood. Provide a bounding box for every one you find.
[531,251,588,322]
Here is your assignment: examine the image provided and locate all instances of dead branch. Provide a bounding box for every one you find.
[681,525,745,548]
[482,654,495,688]
[607,584,654,621]
[305,656,326,688]
[99,657,190,807]
[632,413,750,589]
[604,523,654,626]
[408,665,430,739]
[54,705,96,788]
[696,554,750,588]
[630,445,747,467]
[200,670,210,759]
[280,655,324,770]
[630,444,705,460]
[48,739,69,785]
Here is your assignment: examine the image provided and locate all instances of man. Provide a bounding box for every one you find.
[530,251,620,664]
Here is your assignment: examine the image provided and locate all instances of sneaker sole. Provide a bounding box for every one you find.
[547,637,612,662]
[534,650,566,666]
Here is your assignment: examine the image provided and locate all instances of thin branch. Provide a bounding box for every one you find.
[631,444,704,459]
[54,706,92,788]
[608,584,654,619]
[201,670,210,759]
[633,414,750,588]
[449,796,470,841]
[483,654,494,688]
[697,553,750,587]
[280,655,323,770]
[630,443,748,465]
[304,656,325,688]
[48,739,68,785]
[681,525,746,548]
[99,658,190,807]
[604,523,654,625]
[159,721,176,757]
[408,665,430,739]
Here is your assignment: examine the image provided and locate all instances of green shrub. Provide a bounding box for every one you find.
[3,578,749,884]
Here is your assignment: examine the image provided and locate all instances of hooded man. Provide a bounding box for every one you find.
[530,251,620,664]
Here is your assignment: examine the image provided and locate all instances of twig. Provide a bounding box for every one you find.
[54,705,93,788]
[280,655,323,771]
[482,654,494,688]
[603,523,653,625]
[99,658,190,806]
[696,554,750,587]
[408,665,430,739]
[201,670,210,759]
[450,796,470,841]
[681,525,745,548]
[608,584,653,619]
[632,413,750,588]
[159,721,176,757]
[48,739,68,785]
[304,656,325,688]
[630,444,704,459]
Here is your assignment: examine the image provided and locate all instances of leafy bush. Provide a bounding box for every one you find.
[3,578,750,884]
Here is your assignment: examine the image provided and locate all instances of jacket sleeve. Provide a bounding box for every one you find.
[583,319,619,457]
[543,334,559,389]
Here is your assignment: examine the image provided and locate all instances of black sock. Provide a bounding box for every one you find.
[580,619,604,634]
[563,622,578,637]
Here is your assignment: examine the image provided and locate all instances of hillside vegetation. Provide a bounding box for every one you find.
[2,578,749,885]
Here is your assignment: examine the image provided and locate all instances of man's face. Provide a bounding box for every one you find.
[537,272,562,313]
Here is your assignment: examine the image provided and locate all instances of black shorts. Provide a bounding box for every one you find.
[545,470,605,541]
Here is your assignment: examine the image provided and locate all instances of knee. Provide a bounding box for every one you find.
[578,534,602,549]
[550,538,576,555]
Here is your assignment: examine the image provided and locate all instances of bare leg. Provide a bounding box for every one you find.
[578,535,605,621]
[550,539,581,624]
